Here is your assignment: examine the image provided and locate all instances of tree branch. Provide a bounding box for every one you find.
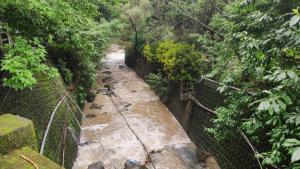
[165,0,224,38]
[124,12,138,40]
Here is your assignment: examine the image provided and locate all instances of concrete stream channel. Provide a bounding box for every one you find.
[73,46,206,169]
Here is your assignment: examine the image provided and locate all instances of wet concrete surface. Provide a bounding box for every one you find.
[73,46,205,169]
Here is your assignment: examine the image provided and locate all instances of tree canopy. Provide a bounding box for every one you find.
[0,0,126,102]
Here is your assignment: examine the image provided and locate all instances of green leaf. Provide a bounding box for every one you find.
[290,15,300,27]
[268,106,274,115]
[277,100,286,111]
[291,147,300,163]
[272,103,280,113]
[282,95,293,105]
[296,116,300,126]
[276,72,286,81]
[283,139,300,147]
[263,157,274,165]
[287,71,298,81]
[258,100,270,112]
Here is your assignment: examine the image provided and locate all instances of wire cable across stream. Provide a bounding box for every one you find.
[109,95,157,169]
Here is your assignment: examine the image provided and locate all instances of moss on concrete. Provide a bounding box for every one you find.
[0,114,38,154]
[0,75,80,169]
[0,147,63,169]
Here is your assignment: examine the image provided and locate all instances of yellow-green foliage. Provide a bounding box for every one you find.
[144,40,206,82]
[143,44,156,62]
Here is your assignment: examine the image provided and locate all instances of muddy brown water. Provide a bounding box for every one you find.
[73,46,206,169]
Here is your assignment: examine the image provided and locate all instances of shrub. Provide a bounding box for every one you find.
[144,40,206,83]
[146,72,170,101]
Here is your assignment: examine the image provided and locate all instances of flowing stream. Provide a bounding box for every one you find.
[73,46,204,169]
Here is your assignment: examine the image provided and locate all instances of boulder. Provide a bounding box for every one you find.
[86,92,96,103]
[88,161,104,169]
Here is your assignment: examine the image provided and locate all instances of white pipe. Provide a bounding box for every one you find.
[40,94,67,154]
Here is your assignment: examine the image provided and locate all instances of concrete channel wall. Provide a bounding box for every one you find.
[129,54,260,169]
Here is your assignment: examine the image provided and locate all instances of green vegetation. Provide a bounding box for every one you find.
[1,37,58,90]
[0,1,126,168]
[200,1,300,168]
[0,0,126,102]
[146,72,170,101]
[1,0,299,168]
[144,40,206,82]
[125,0,300,168]
[0,1,128,167]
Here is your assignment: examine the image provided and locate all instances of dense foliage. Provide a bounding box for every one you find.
[198,1,300,168]
[0,0,126,102]
[146,72,170,101]
[125,0,300,168]
[1,37,58,89]
[144,40,206,82]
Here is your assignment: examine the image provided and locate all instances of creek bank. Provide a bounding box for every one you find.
[125,51,260,169]
[73,46,205,169]
[126,54,190,126]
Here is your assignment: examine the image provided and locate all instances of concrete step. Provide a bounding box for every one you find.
[0,147,64,169]
[0,114,38,154]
